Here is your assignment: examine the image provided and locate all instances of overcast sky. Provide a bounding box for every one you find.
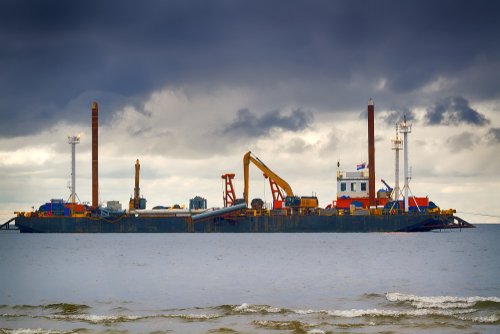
[1,0,499,223]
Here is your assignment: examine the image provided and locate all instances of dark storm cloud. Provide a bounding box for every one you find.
[425,96,489,126]
[366,105,415,126]
[1,0,500,137]
[381,109,416,127]
[222,108,313,137]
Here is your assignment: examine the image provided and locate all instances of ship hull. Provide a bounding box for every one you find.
[15,213,462,233]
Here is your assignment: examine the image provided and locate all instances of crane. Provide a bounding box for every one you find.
[243,151,293,207]
[381,179,394,198]
[221,173,237,207]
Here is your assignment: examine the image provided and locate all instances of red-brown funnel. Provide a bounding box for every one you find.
[92,102,99,208]
[368,98,375,206]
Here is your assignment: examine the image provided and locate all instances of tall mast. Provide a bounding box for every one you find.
[68,134,80,204]
[391,124,402,200]
[399,115,412,212]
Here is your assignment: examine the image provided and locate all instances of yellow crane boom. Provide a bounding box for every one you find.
[243,151,293,206]
[134,159,140,209]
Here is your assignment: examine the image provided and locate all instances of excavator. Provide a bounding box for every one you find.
[243,151,294,208]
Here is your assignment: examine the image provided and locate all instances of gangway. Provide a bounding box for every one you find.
[1,217,17,230]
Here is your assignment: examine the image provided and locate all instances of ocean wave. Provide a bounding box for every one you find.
[231,303,286,314]
[386,292,500,309]
[3,304,90,314]
[455,313,500,324]
[294,307,475,318]
[44,312,220,324]
[43,304,90,315]
[253,320,328,334]
[161,313,221,320]
[0,329,75,334]
[361,293,385,299]
[409,301,475,309]
[253,320,314,330]
[6,299,498,329]
[1,314,28,318]
[206,328,238,333]
[11,305,44,310]
[45,314,143,324]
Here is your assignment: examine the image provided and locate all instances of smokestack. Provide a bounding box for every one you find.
[92,102,99,208]
[134,159,140,209]
[368,98,375,206]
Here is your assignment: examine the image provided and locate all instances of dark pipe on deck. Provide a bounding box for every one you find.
[192,203,247,221]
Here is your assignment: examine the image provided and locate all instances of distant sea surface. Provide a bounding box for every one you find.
[0,224,499,334]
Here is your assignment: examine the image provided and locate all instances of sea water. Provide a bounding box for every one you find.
[0,225,499,333]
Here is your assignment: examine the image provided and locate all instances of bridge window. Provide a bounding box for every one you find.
[351,183,356,191]
[361,183,366,191]
[341,183,346,191]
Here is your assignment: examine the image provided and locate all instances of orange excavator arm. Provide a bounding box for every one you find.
[243,151,293,206]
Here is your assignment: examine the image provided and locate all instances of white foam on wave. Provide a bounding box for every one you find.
[327,308,476,318]
[410,301,474,309]
[2,329,71,334]
[386,292,500,307]
[233,303,250,312]
[46,314,142,323]
[455,314,500,323]
[232,303,282,313]
[162,313,221,320]
[294,308,475,318]
[307,330,326,334]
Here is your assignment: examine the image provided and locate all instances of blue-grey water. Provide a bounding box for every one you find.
[1,225,499,333]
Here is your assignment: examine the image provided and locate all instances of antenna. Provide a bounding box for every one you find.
[398,115,412,212]
[68,134,81,205]
[391,123,403,200]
